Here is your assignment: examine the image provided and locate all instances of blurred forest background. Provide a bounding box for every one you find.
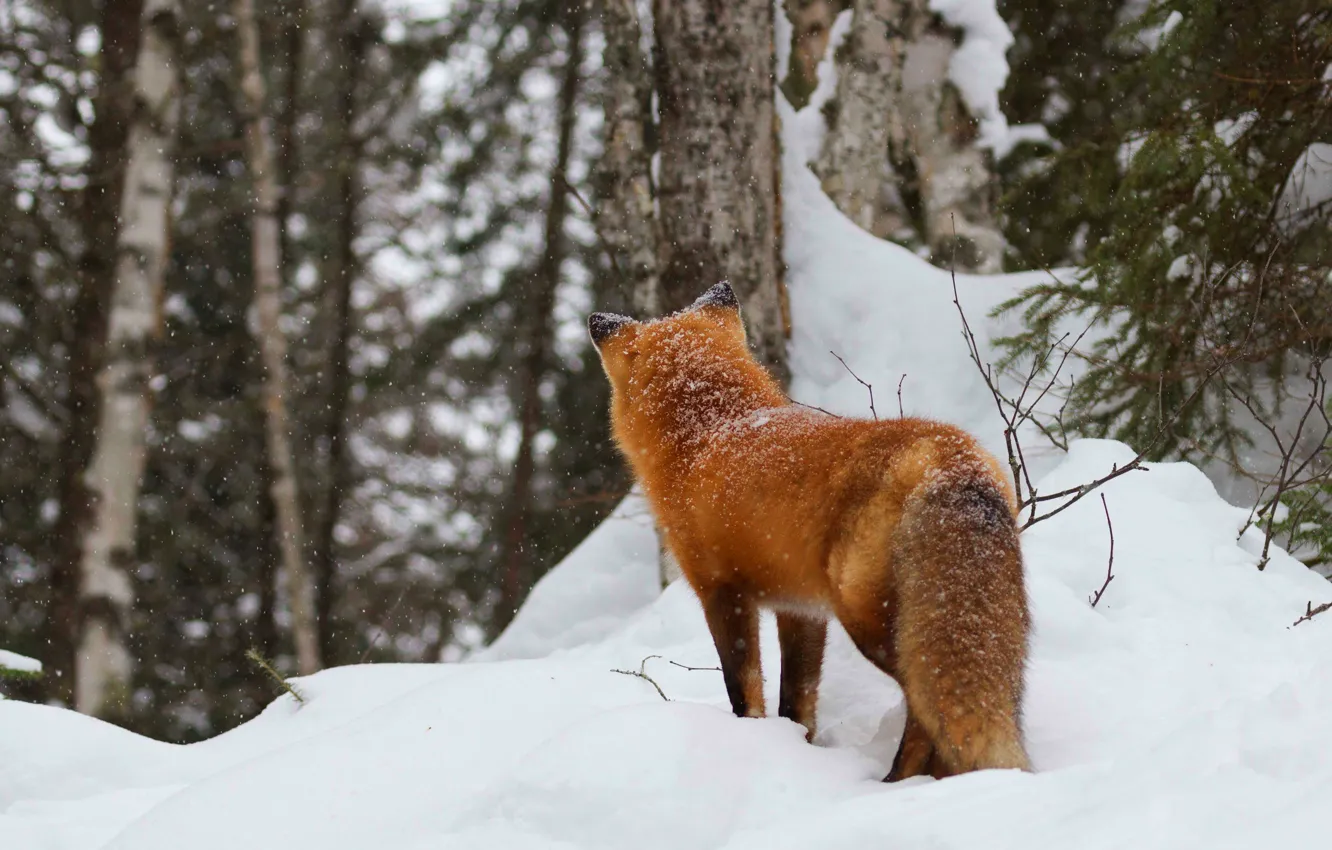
[1,0,1328,741]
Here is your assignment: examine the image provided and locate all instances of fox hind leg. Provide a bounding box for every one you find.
[700,585,765,719]
[886,703,938,781]
[777,612,826,741]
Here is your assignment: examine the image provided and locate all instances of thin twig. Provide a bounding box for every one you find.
[611,654,669,701]
[356,578,414,665]
[0,357,67,427]
[896,374,906,418]
[788,398,843,419]
[560,175,627,288]
[830,351,876,421]
[1291,600,1332,628]
[1089,494,1116,608]
[669,659,721,672]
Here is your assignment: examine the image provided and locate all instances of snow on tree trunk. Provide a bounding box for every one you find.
[654,0,790,385]
[815,0,1006,273]
[74,0,182,718]
[596,0,660,316]
[234,0,322,677]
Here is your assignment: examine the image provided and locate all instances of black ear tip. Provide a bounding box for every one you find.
[589,312,633,344]
[692,280,739,311]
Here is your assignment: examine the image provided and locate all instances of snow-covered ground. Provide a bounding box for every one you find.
[6,435,1332,849]
[5,24,1332,849]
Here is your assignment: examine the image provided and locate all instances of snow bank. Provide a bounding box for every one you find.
[0,650,42,675]
[5,440,1332,849]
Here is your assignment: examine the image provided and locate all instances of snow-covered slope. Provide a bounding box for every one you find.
[5,440,1332,850]
[6,40,1332,850]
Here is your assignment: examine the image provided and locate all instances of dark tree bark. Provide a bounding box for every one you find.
[491,3,586,637]
[653,0,790,384]
[48,0,145,707]
[311,0,368,666]
[595,0,659,315]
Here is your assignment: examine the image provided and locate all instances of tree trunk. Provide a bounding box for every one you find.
[491,4,585,637]
[72,0,183,718]
[595,0,660,316]
[234,0,322,676]
[815,0,1004,272]
[48,0,143,708]
[312,0,368,666]
[654,0,790,384]
[814,0,911,237]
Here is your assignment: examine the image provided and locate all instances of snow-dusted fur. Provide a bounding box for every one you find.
[590,283,1031,779]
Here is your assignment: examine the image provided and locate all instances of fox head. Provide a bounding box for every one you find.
[588,281,785,462]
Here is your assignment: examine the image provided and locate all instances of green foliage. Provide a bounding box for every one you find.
[998,0,1332,461]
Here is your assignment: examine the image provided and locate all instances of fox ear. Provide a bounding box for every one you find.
[588,312,635,346]
[691,281,739,312]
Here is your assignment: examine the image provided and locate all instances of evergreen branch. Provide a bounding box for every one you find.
[246,648,306,704]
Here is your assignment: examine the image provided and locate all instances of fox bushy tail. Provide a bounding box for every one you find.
[894,473,1032,774]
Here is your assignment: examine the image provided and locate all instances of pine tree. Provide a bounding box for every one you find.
[999,0,1331,463]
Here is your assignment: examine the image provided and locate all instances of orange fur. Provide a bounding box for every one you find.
[589,284,1032,779]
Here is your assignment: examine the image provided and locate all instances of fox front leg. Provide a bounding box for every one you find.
[700,585,765,719]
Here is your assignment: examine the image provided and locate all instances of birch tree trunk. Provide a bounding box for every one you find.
[654,0,790,385]
[49,0,144,708]
[235,0,322,676]
[73,0,183,718]
[492,4,585,637]
[595,0,659,316]
[815,0,1005,272]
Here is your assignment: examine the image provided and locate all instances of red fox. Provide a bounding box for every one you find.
[589,282,1031,780]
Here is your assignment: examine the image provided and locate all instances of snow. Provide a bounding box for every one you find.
[0,650,42,675]
[5,16,1332,849]
[6,436,1332,849]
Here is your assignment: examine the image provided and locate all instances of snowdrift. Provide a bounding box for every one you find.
[5,440,1332,850]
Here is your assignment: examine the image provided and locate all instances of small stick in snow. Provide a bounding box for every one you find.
[897,374,906,418]
[1088,493,1116,609]
[612,654,669,701]
[830,351,876,421]
[1291,600,1332,628]
[669,659,721,672]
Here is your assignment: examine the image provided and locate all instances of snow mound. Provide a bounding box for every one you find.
[0,650,42,676]
[5,441,1332,849]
